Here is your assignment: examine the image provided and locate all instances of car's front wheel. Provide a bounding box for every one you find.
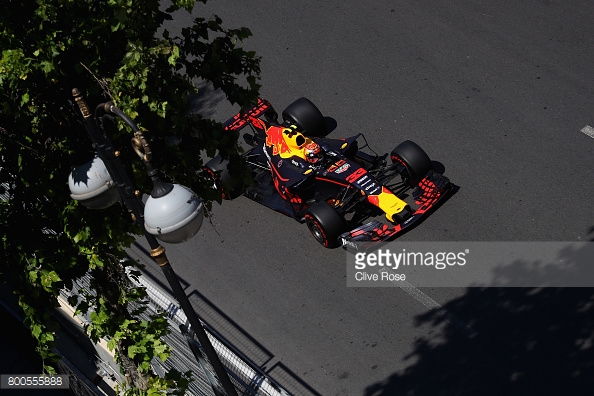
[391,140,433,187]
[304,201,347,248]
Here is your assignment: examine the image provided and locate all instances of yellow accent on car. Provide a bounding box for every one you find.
[375,190,409,222]
[277,128,313,160]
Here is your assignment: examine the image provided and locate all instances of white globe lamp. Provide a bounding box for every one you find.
[68,155,119,209]
[143,181,204,244]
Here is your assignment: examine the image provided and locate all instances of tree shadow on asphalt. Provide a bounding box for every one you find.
[364,242,594,396]
[188,79,227,120]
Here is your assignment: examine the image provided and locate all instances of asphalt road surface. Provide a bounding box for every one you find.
[134,1,594,395]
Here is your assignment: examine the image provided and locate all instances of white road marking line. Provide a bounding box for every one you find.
[581,125,594,138]
[379,268,478,338]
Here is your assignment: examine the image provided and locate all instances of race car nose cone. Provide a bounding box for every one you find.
[144,184,204,243]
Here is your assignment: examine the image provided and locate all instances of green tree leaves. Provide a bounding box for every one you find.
[1,0,260,393]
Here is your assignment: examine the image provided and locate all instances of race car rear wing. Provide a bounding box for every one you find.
[223,98,272,132]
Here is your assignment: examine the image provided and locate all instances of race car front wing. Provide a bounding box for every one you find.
[339,170,452,251]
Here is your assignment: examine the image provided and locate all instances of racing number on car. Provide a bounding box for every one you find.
[346,167,367,183]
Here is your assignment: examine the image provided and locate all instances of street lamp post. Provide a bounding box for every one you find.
[68,88,238,396]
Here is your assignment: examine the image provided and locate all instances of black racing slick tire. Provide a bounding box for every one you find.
[304,202,347,248]
[282,97,327,137]
[391,140,434,187]
[204,155,244,200]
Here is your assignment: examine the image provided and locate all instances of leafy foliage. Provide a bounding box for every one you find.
[0,0,260,393]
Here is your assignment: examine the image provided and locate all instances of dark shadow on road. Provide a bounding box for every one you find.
[188,80,227,120]
[186,288,274,368]
[265,361,323,396]
[364,242,594,396]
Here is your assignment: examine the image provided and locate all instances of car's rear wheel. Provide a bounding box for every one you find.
[203,155,244,200]
[304,201,347,248]
[282,97,327,137]
[391,140,433,187]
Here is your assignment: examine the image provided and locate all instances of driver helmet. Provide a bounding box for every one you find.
[304,142,323,164]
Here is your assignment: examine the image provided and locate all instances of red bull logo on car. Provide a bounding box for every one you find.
[265,126,315,160]
[265,126,291,156]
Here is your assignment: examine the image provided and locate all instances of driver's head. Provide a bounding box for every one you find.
[304,142,323,164]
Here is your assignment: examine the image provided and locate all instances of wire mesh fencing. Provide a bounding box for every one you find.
[63,267,291,396]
